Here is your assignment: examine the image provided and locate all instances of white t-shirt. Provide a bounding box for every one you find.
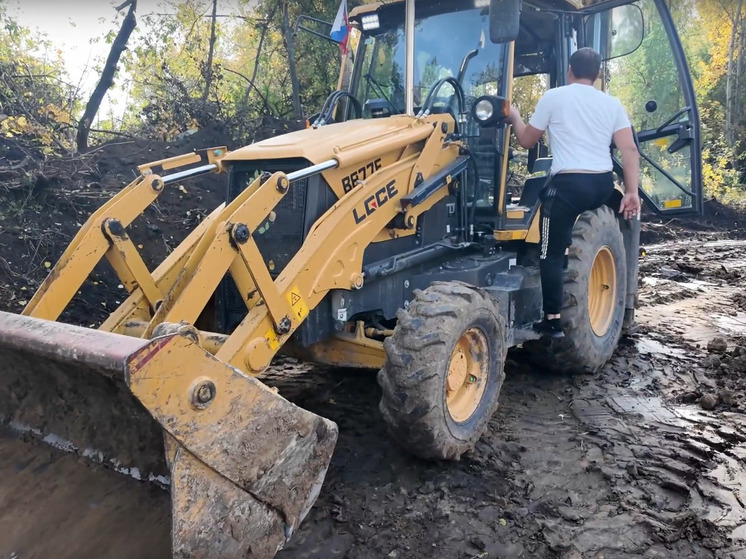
[528,83,631,175]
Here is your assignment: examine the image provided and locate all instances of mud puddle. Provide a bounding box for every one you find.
[0,432,170,559]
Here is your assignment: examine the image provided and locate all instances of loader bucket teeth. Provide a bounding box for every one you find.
[0,311,338,558]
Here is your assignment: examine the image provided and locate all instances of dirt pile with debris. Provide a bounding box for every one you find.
[641,198,746,245]
[0,126,232,323]
[0,120,308,324]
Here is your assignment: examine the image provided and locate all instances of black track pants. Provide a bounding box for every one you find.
[539,172,615,316]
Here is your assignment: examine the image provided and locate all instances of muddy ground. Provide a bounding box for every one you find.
[1,136,746,558]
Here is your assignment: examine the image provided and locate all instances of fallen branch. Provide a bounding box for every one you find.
[0,156,32,171]
[88,128,139,140]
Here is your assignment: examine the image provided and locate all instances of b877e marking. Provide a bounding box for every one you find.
[342,158,382,193]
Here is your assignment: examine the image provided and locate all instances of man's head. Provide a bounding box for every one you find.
[569,48,602,83]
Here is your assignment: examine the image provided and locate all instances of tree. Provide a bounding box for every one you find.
[201,0,219,102]
[692,0,746,192]
[282,1,302,117]
[76,0,138,152]
[722,0,745,149]
[0,7,77,156]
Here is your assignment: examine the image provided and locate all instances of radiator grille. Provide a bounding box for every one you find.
[219,160,308,332]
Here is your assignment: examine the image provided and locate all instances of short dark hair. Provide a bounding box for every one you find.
[570,48,602,81]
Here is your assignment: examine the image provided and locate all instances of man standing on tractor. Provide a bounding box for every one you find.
[507,47,641,339]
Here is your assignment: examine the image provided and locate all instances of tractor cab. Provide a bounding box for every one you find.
[326,0,703,234]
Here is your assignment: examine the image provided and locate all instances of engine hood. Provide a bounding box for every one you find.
[223,115,425,166]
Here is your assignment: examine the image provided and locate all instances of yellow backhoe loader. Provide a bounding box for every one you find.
[0,0,702,557]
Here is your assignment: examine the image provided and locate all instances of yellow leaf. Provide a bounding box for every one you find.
[44,261,51,268]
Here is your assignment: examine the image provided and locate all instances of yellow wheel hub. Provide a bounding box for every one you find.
[589,246,617,337]
[446,328,489,422]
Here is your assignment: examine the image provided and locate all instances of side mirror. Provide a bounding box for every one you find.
[489,0,522,44]
[585,4,644,61]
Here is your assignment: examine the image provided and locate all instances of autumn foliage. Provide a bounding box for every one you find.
[0,1,744,197]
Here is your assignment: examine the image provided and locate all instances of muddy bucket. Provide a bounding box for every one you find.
[0,310,338,558]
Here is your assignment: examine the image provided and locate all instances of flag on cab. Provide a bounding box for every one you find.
[330,0,350,54]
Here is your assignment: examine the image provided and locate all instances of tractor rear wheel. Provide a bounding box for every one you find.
[378,282,507,460]
[526,205,627,373]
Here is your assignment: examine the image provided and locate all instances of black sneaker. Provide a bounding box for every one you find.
[533,318,565,339]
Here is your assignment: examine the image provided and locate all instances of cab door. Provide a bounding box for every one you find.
[579,0,703,216]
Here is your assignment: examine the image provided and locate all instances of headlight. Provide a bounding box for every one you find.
[474,99,495,121]
[361,14,380,30]
[471,95,510,128]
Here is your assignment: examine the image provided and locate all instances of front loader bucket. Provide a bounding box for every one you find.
[0,311,338,558]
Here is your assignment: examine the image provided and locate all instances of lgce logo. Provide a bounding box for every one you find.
[352,180,398,224]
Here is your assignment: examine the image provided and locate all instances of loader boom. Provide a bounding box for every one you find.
[25,115,458,374]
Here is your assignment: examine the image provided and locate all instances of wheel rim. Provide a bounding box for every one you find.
[446,327,489,423]
[589,246,617,337]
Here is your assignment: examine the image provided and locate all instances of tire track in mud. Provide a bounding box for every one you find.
[505,236,746,559]
[277,237,746,558]
[473,350,741,559]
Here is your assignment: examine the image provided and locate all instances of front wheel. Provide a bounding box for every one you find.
[378,282,507,460]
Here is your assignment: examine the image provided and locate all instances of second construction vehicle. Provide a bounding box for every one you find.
[0,0,702,556]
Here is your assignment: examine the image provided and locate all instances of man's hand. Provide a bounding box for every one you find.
[612,126,641,220]
[619,191,641,220]
[508,105,544,149]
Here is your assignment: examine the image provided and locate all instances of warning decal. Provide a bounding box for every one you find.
[286,286,309,321]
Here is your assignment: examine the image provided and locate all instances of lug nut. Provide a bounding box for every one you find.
[232,224,251,244]
[104,218,126,238]
[192,380,216,409]
[277,316,292,335]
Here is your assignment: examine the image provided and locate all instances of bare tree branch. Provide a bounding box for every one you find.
[115,0,135,11]
[76,0,138,152]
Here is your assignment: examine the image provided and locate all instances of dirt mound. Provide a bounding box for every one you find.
[641,198,746,245]
[0,121,306,325]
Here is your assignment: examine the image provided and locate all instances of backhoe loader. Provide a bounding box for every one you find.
[0,0,702,557]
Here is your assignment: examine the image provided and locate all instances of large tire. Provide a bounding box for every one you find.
[378,281,507,460]
[527,205,627,373]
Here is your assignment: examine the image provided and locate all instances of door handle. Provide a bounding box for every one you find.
[668,124,693,154]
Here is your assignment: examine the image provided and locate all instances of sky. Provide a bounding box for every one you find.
[3,0,245,121]
[7,1,155,85]
[4,0,160,119]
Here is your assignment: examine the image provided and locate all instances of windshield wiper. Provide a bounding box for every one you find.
[364,73,401,115]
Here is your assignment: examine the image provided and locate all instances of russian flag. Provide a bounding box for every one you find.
[330,0,350,55]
